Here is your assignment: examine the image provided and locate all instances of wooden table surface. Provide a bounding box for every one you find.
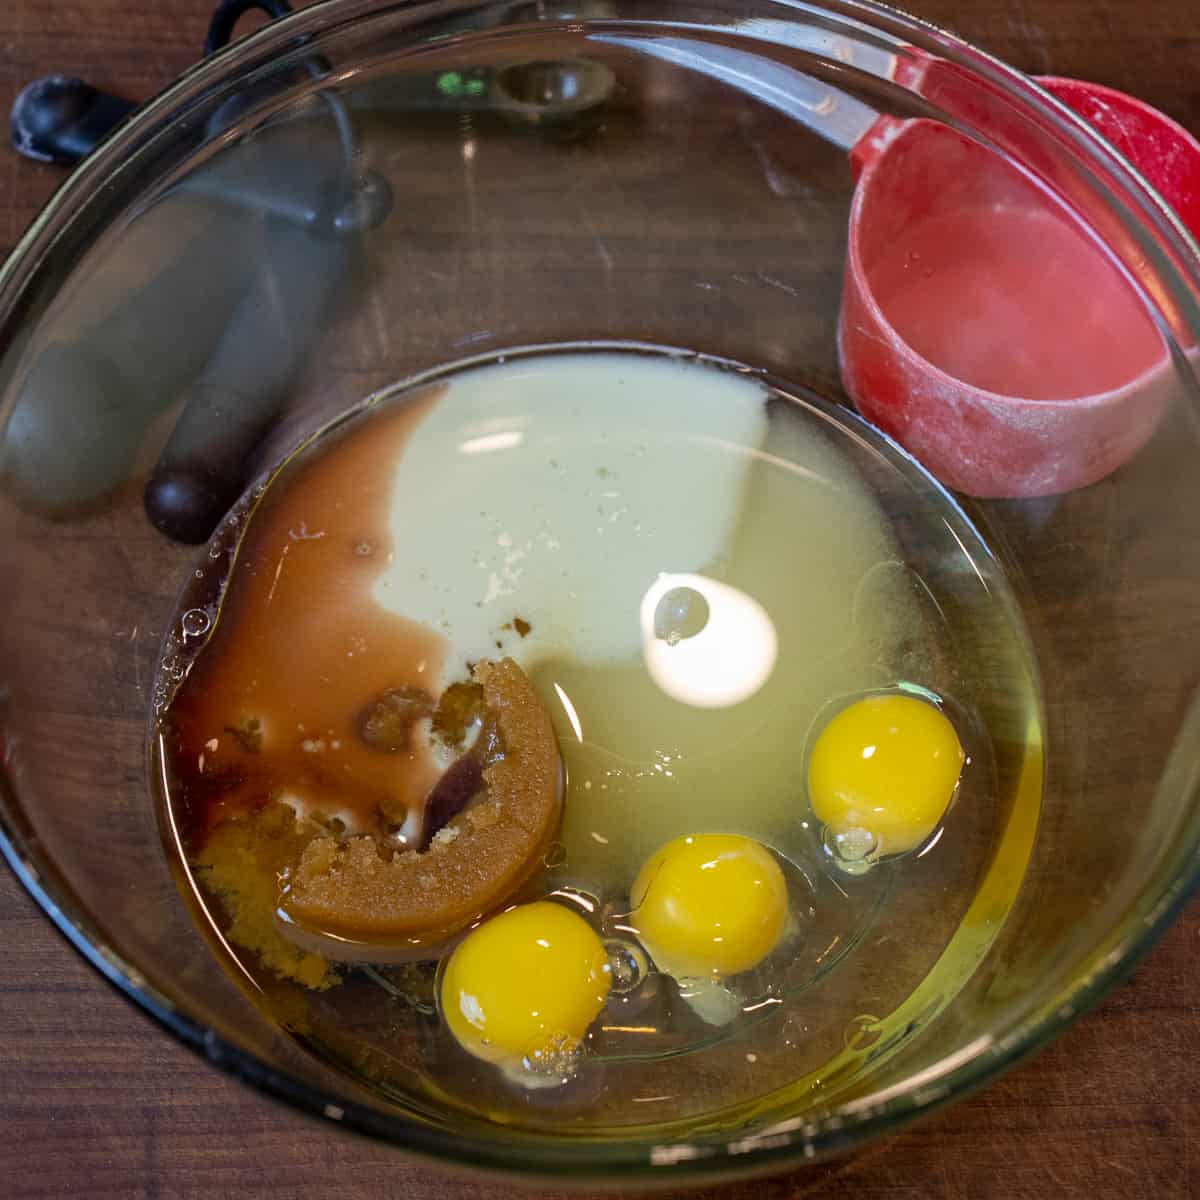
[2,1,1199,1197]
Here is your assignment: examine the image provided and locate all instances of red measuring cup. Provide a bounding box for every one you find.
[594,34,1200,496]
[841,69,1200,497]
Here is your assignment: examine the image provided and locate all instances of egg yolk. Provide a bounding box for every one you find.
[807,692,964,858]
[440,900,610,1070]
[631,833,788,979]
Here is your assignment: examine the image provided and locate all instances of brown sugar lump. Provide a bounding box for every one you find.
[277,658,563,958]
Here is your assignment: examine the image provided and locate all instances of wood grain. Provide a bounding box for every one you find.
[1,1,1198,1197]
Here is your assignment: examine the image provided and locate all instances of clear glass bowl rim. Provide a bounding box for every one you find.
[2,0,1199,1182]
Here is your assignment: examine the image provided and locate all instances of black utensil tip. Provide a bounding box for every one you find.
[11,75,137,165]
[144,466,230,545]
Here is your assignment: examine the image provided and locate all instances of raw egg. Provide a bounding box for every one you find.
[808,692,964,859]
[631,833,788,978]
[439,900,610,1075]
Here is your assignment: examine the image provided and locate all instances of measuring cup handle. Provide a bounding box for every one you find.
[848,114,908,181]
[847,43,940,180]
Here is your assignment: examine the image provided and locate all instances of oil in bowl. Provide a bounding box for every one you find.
[152,345,1042,1130]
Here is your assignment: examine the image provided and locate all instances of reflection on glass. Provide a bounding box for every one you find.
[640,572,778,708]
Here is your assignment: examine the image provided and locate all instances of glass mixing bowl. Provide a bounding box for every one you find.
[2,0,1199,1183]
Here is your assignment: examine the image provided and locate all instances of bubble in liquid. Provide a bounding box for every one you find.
[603,938,649,995]
[821,824,878,876]
[653,586,710,646]
[354,540,374,558]
[516,1031,583,1087]
[780,1012,808,1049]
[181,608,211,639]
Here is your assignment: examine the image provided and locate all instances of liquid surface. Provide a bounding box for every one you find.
[155,346,1042,1130]
[164,389,447,848]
